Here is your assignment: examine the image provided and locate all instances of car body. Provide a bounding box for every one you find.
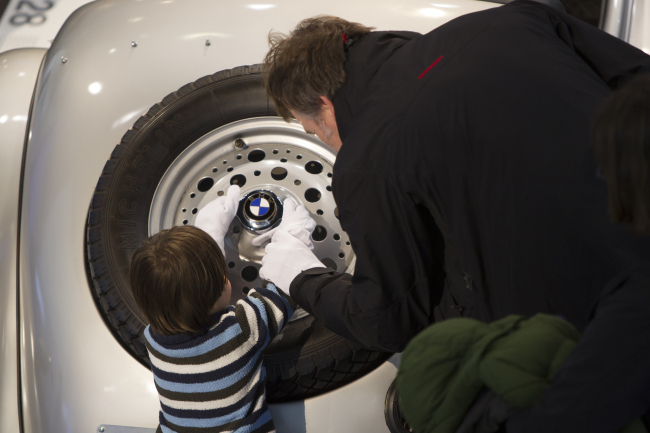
[0,0,645,432]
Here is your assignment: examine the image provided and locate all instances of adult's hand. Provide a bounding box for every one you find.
[194,185,240,254]
[252,197,315,247]
[259,229,325,294]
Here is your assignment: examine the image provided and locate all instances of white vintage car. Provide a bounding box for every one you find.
[0,1,645,432]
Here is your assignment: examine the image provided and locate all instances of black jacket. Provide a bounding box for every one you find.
[506,268,650,432]
[290,1,650,353]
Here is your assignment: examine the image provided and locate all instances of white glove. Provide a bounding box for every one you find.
[252,197,316,247]
[259,230,325,293]
[194,185,240,254]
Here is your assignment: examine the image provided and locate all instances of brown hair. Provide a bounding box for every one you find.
[594,74,650,235]
[263,16,374,121]
[129,225,228,335]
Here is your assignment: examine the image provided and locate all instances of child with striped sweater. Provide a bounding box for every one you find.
[129,185,321,433]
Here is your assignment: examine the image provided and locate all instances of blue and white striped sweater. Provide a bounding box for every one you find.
[145,284,295,433]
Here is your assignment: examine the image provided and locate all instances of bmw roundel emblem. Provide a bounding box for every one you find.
[249,197,270,217]
[238,190,283,230]
[243,191,277,222]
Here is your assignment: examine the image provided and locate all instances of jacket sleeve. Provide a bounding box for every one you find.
[523,0,650,89]
[506,271,650,433]
[290,172,446,352]
[238,283,296,344]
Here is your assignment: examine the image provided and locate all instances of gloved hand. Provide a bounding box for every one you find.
[194,185,240,254]
[259,229,325,293]
[252,198,315,247]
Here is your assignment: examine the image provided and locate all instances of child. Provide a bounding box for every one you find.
[129,223,296,433]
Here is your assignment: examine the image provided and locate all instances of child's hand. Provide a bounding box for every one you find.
[194,185,241,253]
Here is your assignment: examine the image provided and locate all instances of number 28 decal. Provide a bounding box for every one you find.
[10,0,54,26]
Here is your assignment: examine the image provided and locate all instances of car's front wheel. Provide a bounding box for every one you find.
[85,65,392,402]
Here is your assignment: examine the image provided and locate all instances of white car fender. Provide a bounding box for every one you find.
[0,47,46,433]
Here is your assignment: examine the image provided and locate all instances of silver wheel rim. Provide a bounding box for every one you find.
[149,117,355,316]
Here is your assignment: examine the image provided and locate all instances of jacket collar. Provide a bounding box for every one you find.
[332,31,420,142]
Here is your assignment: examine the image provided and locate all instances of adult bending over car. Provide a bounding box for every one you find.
[396,74,650,433]
[259,1,650,353]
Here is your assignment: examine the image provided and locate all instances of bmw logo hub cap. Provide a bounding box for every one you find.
[239,190,282,230]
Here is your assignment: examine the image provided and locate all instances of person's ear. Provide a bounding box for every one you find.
[319,96,336,118]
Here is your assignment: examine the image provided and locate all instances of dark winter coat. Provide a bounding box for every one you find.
[504,269,650,432]
[290,0,650,353]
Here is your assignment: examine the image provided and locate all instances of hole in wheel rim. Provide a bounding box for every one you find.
[312,225,327,242]
[305,188,321,203]
[241,266,258,282]
[305,161,323,174]
[248,149,265,162]
[271,167,288,181]
[321,258,337,271]
[230,174,246,186]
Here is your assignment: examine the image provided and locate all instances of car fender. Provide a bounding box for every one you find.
[0,46,46,433]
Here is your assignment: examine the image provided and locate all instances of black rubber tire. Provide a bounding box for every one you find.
[384,379,412,433]
[86,64,392,402]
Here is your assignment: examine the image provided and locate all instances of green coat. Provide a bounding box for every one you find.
[396,314,646,433]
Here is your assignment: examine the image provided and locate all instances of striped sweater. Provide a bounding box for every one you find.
[144,284,296,433]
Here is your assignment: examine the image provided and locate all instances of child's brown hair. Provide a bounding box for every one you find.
[129,225,228,335]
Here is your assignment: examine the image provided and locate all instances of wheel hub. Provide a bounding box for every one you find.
[149,117,355,308]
